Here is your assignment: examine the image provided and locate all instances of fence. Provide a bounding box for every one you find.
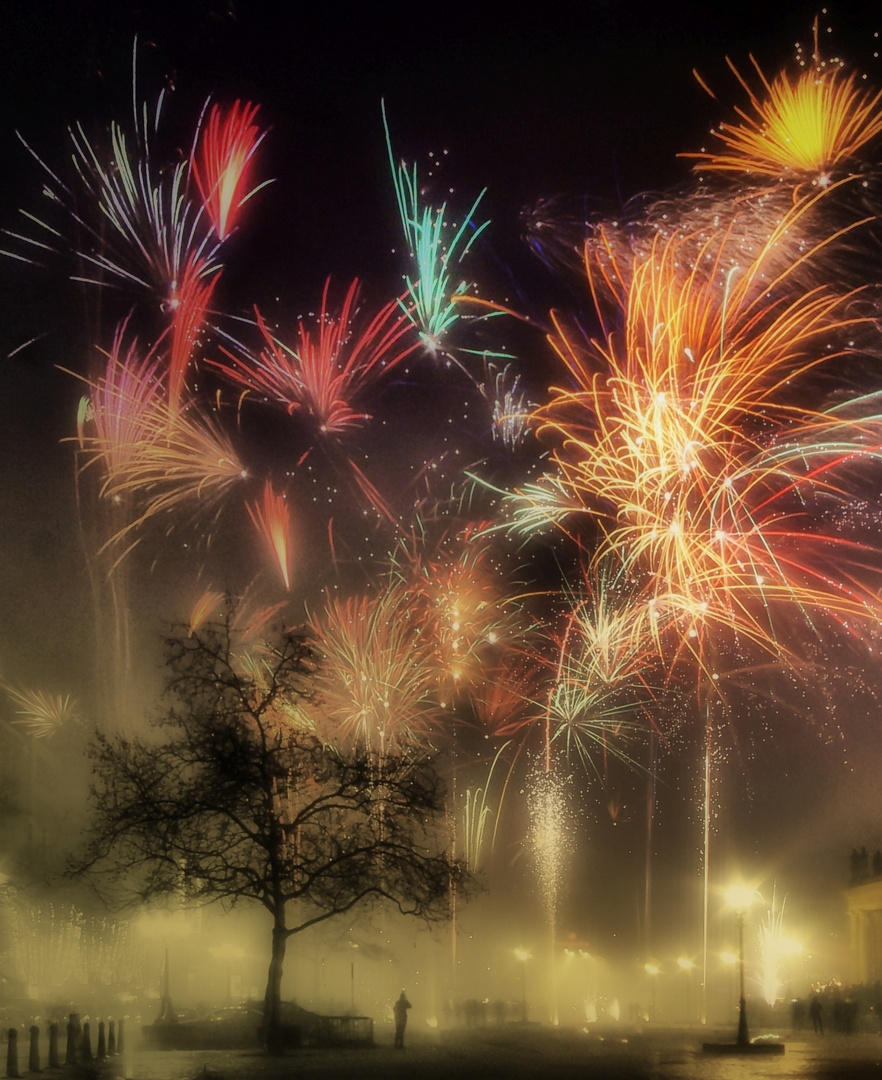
[4,1014,126,1078]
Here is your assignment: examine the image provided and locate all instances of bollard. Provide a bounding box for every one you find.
[6,1027,20,1079]
[116,1017,125,1056]
[65,1013,81,1066]
[64,1021,75,1066]
[81,1021,92,1062]
[107,1019,116,1056]
[28,1025,40,1074]
[48,1022,59,1069]
[97,1021,106,1060]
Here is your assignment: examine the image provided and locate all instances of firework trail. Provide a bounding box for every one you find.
[168,254,221,417]
[247,480,293,591]
[192,100,269,242]
[758,886,790,1007]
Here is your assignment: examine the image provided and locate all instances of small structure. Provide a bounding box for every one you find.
[309,1015,374,1047]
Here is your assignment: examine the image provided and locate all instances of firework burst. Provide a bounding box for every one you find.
[688,55,882,182]
[310,579,444,756]
[209,278,417,434]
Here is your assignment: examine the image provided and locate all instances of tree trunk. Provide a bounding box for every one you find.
[263,921,289,1055]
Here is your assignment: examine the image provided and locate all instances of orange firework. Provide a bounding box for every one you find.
[392,521,526,701]
[192,100,267,241]
[529,211,882,664]
[247,480,293,591]
[188,590,227,636]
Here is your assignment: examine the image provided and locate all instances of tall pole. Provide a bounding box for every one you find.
[736,911,749,1047]
[701,699,712,1026]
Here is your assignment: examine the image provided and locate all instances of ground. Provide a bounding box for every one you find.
[62,1024,882,1080]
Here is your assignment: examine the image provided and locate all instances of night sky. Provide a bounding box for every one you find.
[1,0,882,1014]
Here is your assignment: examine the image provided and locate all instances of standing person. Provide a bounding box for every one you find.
[810,993,824,1034]
[393,989,412,1049]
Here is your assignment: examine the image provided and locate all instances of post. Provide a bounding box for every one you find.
[28,1025,40,1073]
[6,1028,20,1079]
[97,1020,106,1060]
[81,1021,92,1062]
[64,1016,77,1066]
[108,1019,116,1056]
[48,1022,59,1069]
[736,910,749,1047]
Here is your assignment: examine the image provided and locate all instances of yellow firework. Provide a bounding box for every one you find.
[688,58,882,179]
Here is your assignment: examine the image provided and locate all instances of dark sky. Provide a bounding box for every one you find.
[1,0,881,994]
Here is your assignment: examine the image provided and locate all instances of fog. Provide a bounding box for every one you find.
[1,0,882,1052]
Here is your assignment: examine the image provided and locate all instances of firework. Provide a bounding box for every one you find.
[6,94,219,300]
[478,360,536,450]
[311,579,444,756]
[192,100,268,241]
[247,480,293,591]
[527,767,574,947]
[383,104,497,362]
[391,521,526,702]
[209,278,417,434]
[688,55,882,181]
[188,590,227,635]
[72,323,167,483]
[530,214,882,665]
[458,747,510,873]
[75,334,248,561]
[168,254,221,417]
[3,684,79,738]
[496,578,662,777]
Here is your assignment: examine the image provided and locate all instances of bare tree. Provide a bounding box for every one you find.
[72,603,463,1053]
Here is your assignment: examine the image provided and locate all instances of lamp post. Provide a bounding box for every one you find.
[643,962,660,1023]
[725,886,756,1048]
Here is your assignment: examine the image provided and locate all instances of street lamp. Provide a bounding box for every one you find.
[513,948,531,1022]
[725,885,757,1048]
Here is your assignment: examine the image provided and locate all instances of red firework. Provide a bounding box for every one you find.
[192,100,267,241]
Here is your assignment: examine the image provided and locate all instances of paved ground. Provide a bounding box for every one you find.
[69,1025,882,1080]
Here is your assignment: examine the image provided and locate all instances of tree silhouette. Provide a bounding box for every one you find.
[72,600,462,1052]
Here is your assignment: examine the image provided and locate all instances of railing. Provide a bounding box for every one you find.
[309,1015,374,1047]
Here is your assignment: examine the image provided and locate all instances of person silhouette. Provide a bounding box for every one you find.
[393,989,412,1049]
[810,993,823,1034]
